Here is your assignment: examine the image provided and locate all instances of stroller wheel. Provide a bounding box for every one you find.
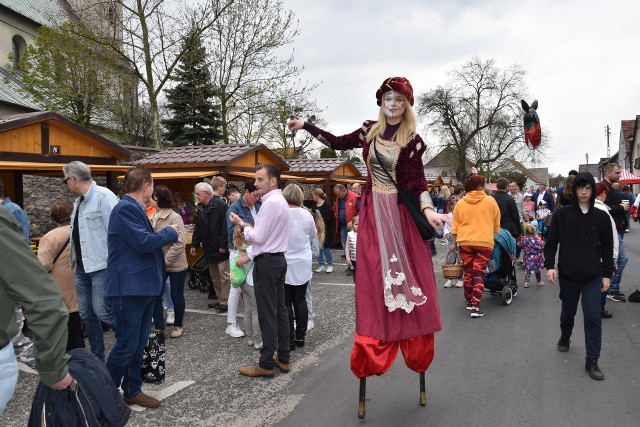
[187,274,198,290]
[199,277,211,293]
[501,286,513,305]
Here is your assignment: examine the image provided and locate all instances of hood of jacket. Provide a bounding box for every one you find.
[572,172,596,209]
[464,190,487,204]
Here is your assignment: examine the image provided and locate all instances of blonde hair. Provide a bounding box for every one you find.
[312,187,326,201]
[449,196,459,212]
[233,225,247,254]
[524,224,536,237]
[283,183,304,206]
[366,101,417,148]
[313,209,325,245]
[209,176,227,191]
[439,185,451,199]
[351,215,359,226]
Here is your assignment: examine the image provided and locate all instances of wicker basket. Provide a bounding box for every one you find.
[442,250,464,279]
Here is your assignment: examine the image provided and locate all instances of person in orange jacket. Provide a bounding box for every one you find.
[333,184,359,269]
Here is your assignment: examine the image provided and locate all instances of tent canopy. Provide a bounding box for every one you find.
[619,169,640,185]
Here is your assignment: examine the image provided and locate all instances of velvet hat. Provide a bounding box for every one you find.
[376,77,414,106]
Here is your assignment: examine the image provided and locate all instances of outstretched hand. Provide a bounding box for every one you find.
[287,119,304,132]
[424,209,451,229]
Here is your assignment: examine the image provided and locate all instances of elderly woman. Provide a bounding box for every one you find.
[288,76,449,418]
[150,185,188,338]
[450,173,500,318]
[282,183,317,351]
[37,200,84,350]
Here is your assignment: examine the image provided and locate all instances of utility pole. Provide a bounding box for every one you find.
[605,125,611,158]
[586,153,589,165]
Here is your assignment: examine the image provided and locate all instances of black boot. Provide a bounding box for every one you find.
[557,335,570,352]
[419,372,426,406]
[358,378,366,419]
[585,358,605,380]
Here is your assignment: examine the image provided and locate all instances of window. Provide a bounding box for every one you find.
[11,35,26,68]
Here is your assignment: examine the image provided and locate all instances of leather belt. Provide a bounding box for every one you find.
[254,252,284,262]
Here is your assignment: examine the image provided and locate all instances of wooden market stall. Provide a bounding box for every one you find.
[0,111,131,206]
[285,158,365,203]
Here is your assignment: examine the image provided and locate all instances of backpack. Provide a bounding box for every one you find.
[628,289,640,302]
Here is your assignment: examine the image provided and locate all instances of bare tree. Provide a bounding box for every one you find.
[65,0,235,148]
[205,0,316,144]
[417,57,546,180]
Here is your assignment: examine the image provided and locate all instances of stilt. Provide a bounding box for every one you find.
[358,377,366,419]
[419,372,426,406]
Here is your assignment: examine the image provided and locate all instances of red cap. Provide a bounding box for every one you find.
[376,77,414,106]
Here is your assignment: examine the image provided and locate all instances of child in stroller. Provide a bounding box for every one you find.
[484,228,518,305]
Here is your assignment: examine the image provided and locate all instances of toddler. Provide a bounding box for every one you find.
[345,216,358,282]
[442,198,463,288]
[536,200,551,239]
[517,224,545,287]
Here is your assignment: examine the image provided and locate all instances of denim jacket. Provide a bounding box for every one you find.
[1,197,30,243]
[226,197,261,249]
[69,181,118,273]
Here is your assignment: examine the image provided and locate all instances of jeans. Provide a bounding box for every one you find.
[340,225,348,253]
[241,283,261,343]
[253,255,289,369]
[153,270,187,329]
[106,295,154,399]
[75,263,111,361]
[317,246,333,266]
[285,282,309,341]
[559,276,602,360]
[610,232,628,292]
[0,343,19,416]
[164,277,174,311]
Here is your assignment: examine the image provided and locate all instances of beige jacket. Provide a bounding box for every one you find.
[153,208,188,272]
[37,225,78,313]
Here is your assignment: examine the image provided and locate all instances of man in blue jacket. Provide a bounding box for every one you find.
[105,167,178,408]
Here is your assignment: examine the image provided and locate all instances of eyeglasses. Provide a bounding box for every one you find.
[151,193,158,201]
[63,176,75,184]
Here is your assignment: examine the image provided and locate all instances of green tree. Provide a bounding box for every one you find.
[162,30,221,146]
[17,23,126,126]
[320,147,337,158]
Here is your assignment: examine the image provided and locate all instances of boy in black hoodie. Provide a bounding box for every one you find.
[544,172,614,381]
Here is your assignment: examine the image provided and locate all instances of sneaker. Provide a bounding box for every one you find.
[315,265,326,273]
[470,309,484,318]
[307,319,315,331]
[466,303,473,310]
[247,339,254,346]
[254,341,263,350]
[454,280,463,288]
[225,323,245,338]
[170,327,183,338]
[325,265,334,273]
[443,280,453,288]
[345,268,353,276]
[613,291,626,297]
[166,310,175,325]
[524,281,530,288]
[537,281,545,287]
[606,293,626,302]
[585,359,605,380]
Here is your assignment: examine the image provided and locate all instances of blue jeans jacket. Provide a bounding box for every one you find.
[70,181,118,273]
[227,197,261,249]
[1,197,29,243]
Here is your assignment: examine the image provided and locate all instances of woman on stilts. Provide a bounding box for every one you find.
[288,76,448,419]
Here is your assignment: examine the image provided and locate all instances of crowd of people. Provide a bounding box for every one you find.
[0,77,636,421]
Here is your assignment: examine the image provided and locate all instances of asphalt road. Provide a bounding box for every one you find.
[2,234,639,426]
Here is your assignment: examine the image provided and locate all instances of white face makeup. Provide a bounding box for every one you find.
[383,91,406,120]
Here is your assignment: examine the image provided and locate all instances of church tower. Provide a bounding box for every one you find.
[65,0,122,41]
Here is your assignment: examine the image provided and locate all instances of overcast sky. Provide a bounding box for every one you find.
[280,0,640,176]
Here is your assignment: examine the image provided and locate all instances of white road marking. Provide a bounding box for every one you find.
[313,282,355,287]
[184,308,244,317]
[129,380,196,412]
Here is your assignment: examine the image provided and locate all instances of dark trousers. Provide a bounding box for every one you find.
[253,255,289,369]
[351,261,357,283]
[66,312,85,351]
[285,282,308,341]
[153,270,187,329]
[559,276,602,360]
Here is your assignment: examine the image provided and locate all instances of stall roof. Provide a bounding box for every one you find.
[0,160,130,173]
[286,158,356,174]
[117,170,220,180]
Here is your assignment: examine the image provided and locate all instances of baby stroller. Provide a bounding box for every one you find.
[187,253,214,294]
[484,228,518,305]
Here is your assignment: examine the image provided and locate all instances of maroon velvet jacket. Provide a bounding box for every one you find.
[303,121,429,202]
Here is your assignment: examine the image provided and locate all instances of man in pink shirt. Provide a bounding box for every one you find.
[230,164,290,378]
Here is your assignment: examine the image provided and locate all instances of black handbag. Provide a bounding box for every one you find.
[141,330,165,384]
[373,139,435,240]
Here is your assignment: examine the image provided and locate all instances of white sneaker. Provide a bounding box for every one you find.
[315,265,326,273]
[443,280,453,288]
[247,339,254,346]
[254,341,263,350]
[325,265,334,273]
[454,280,463,288]
[166,310,175,325]
[225,323,245,338]
[307,319,315,331]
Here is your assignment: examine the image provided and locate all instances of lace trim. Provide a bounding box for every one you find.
[382,252,427,313]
